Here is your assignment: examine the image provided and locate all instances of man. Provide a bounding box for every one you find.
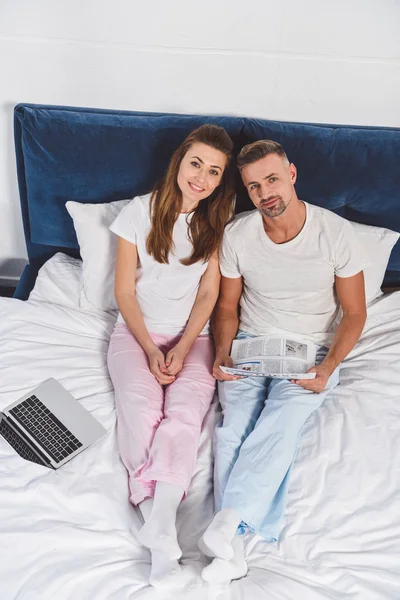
[199,140,368,584]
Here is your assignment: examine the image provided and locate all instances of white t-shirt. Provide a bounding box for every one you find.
[110,194,209,334]
[219,202,368,346]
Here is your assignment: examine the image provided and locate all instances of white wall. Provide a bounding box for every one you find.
[1,0,399,283]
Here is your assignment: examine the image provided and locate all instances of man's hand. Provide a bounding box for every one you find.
[291,363,332,393]
[165,343,188,377]
[146,347,176,385]
[213,354,242,382]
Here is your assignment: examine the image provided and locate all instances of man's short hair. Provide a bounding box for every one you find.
[237,140,289,171]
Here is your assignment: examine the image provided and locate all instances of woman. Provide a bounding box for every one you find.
[107,124,236,587]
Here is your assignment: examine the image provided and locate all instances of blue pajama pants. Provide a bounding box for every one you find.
[213,334,340,541]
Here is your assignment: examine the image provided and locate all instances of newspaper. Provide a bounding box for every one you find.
[220,335,317,379]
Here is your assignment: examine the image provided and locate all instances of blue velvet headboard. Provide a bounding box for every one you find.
[13,103,400,299]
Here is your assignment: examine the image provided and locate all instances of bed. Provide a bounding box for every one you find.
[1,104,400,600]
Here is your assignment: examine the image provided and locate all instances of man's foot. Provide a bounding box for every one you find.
[200,508,241,560]
[197,535,216,558]
[202,536,248,584]
[138,514,182,560]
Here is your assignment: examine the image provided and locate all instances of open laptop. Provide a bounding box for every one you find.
[0,378,106,469]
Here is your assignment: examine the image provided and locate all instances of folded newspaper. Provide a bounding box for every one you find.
[220,335,317,379]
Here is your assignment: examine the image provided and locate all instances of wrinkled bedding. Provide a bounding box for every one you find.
[1,256,399,600]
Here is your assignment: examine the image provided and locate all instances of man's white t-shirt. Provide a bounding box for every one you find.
[219,202,368,346]
[110,194,209,335]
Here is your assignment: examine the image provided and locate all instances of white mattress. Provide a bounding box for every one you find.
[1,254,400,600]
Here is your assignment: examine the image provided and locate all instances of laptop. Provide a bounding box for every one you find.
[0,378,106,469]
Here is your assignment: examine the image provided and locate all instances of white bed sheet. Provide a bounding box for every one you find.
[1,257,400,600]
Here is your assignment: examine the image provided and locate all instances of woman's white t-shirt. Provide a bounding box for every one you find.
[110,194,209,335]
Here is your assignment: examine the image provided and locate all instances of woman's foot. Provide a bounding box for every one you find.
[138,515,182,560]
[137,482,184,560]
[150,553,201,589]
[200,508,241,560]
[149,550,181,587]
[202,536,248,584]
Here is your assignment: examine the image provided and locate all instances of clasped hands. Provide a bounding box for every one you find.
[146,343,188,385]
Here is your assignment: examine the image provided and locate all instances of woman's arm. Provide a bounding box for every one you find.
[114,236,175,385]
[165,253,221,376]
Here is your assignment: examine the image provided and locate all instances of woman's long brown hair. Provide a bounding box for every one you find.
[146,124,236,265]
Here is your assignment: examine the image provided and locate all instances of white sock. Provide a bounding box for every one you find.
[137,482,183,560]
[197,535,215,558]
[152,561,201,590]
[138,497,153,522]
[202,535,248,584]
[139,498,182,587]
[200,508,242,560]
[148,549,182,587]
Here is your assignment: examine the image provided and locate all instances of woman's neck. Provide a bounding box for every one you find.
[180,193,200,214]
[181,201,199,214]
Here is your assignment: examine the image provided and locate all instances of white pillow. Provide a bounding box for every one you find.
[65,198,399,311]
[350,221,399,304]
[29,253,83,308]
[66,199,131,310]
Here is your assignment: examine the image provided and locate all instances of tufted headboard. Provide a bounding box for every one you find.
[13,103,400,299]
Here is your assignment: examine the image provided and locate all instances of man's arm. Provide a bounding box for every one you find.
[322,271,367,373]
[294,270,367,392]
[212,275,243,381]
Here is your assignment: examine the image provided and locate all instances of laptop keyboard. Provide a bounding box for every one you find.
[0,418,45,466]
[9,395,83,463]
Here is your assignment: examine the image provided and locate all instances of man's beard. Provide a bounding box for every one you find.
[260,197,287,218]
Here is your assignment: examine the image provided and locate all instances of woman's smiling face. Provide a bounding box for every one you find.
[177,142,227,209]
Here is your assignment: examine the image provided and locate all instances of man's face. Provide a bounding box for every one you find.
[241,153,297,218]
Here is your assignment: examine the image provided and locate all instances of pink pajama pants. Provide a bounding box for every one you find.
[107,323,216,505]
